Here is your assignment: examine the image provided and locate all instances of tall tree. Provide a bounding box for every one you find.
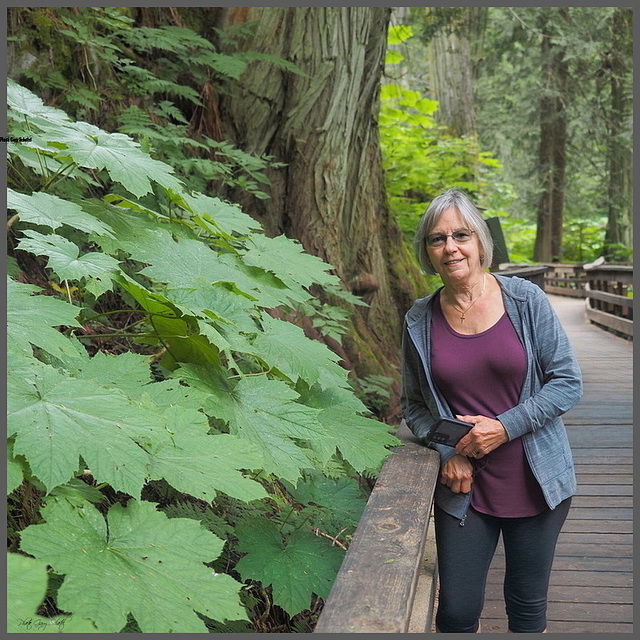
[602,7,633,260]
[205,7,426,417]
[418,7,488,138]
[533,8,569,262]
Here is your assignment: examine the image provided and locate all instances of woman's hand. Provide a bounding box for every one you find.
[439,454,474,494]
[455,414,509,459]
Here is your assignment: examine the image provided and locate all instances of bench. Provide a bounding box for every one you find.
[313,421,441,633]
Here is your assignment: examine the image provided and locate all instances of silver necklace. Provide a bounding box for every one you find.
[450,274,487,322]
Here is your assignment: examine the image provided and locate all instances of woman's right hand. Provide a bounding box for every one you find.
[439,454,474,494]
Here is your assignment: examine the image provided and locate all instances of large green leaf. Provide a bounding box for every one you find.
[7,79,70,124]
[7,277,83,361]
[174,366,320,482]
[79,198,169,257]
[146,406,267,503]
[118,273,222,368]
[234,518,344,617]
[45,120,184,197]
[296,382,401,473]
[19,498,248,632]
[316,405,401,474]
[7,189,115,236]
[283,469,366,533]
[7,552,99,633]
[8,362,152,495]
[64,351,153,391]
[134,231,289,309]
[179,191,262,237]
[243,234,339,290]
[251,315,345,386]
[17,230,119,296]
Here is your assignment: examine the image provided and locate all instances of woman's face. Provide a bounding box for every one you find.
[426,207,483,283]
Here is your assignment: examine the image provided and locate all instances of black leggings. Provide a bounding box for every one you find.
[433,498,571,633]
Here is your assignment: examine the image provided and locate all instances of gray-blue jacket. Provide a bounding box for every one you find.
[401,274,583,520]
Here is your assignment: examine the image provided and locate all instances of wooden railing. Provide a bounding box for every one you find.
[583,265,633,339]
[504,262,633,340]
[542,263,588,297]
[314,422,440,634]
[497,264,549,289]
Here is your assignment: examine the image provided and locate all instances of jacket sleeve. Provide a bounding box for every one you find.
[401,321,458,465]
[497,287,583,439]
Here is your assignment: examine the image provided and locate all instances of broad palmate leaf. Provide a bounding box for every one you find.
[146,406,268,503]
[45,120,184,197]
[283,469,367,534]
[17,230,119,297]
[175,366,321,482]
[7,78,70,125]
[19,498,248,632]
[242,234,339,290]
[7,277,83,361]
[234,518,344,617]
[7,189,115,236]
[251,315,345,386]
[7,552,99,633]
[299,383,402,473]
[8,362,151,495]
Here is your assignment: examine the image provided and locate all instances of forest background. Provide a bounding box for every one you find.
[5,6,633,634]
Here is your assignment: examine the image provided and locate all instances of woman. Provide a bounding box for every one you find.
[401,188,583,633]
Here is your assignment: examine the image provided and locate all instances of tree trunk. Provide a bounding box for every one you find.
[206,7,426,420]
[424,7,487,138]
[534,10,569,263]
[603,7,633,260]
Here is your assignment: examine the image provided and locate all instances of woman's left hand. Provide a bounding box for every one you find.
[454,415,509,459]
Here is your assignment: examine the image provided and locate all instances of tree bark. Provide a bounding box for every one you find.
[424,7,487,138]
[534,9,569,263]
[207,7,426,420]
[603,7,633,260]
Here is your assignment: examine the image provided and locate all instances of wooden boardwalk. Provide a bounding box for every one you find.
[479,295,633,633]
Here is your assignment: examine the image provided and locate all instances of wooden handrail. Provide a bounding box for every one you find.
[314,422,440,634]
[583,265,633,339]
[542,263,588,297]
[508,262,633,339]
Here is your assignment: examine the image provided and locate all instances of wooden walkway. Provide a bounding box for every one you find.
[479,295,633,633]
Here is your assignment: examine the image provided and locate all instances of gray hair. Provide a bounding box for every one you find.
[413,188,494,275]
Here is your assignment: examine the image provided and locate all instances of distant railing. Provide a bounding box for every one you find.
[498,262,633,340]
[542,263,588,297]
[497,264,549,290]
[583,265,633,339]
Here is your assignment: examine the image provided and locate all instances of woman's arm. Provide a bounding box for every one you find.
[497,290,583,440]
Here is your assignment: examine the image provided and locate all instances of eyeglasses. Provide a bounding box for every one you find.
[426,229,475,248]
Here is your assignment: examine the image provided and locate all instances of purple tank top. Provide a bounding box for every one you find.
[431,293,547,517]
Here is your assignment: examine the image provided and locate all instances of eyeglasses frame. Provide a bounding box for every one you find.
[425,228,476,249]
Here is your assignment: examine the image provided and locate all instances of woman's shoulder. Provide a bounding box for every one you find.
[404,290,439,325]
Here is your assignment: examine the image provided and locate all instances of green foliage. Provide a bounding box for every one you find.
[7,552,99,632]
[476,7,632,261]
[9,7,288,199]
[234,519,344,617]
[7,80,400,631]
[379,75,511,246]
[19,498,247,632]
